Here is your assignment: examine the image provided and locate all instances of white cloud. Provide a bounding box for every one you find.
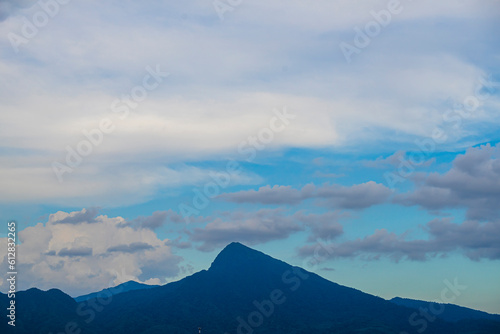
[0,209,182,296]
[0,0,498,206]
[0,159,262,207]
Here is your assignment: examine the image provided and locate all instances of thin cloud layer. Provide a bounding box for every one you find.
[125,210,187,230]
[217,185,311,205]
[121,210,210,230]
[218,181,391,209]
[0,0,37,21]
[0,1,498,206]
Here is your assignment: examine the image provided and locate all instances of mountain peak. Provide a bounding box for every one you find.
[208,242,289,275]
[210,242,258,269]
[221,241,250,252]
[74,280,159,302]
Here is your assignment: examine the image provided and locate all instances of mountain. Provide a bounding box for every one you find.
[1,288,97,334]
[88,242,500,334]
[2,242,500,334]
[390,297,500,323]
[74,280,160,302]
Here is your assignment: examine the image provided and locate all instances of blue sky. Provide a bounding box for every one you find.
[0,0,500,314]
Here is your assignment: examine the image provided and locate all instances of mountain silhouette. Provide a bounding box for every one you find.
[1,288,97,333]
[2,242,499,334]
[87,242,500,334]
[74,280,159,302]
[391,297,500,323]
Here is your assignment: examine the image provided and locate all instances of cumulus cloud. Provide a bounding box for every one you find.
[57,246,93,257]
[50,207,100,225]
[294,211,344,241]
[107,242,154,253]
[127,211,171,230]
[395,144,500,220]
[316,181,392,209]
[0,209,182,296]
[189,209,349,251]
[123,210,186,230]
[299,218,500,262]
[165,237,192,250]
[299,229,431,262]
[218,181,391,209]
[425,219,500,260]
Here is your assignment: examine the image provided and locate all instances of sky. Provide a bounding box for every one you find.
[0,0,500,314]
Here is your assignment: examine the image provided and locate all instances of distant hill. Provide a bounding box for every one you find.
[0,288,97,333]
[390,297,500,323]
[74,280,159,302]
[2,242,500,334]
